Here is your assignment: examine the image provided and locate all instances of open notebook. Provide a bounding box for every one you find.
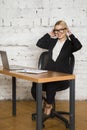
[15,69,48,74]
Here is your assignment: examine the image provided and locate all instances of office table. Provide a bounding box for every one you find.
[0,67,75,130]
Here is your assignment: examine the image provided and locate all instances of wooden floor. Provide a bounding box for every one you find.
[0,100,87,130]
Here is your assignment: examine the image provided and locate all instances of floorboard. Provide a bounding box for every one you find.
[0,100,87,130]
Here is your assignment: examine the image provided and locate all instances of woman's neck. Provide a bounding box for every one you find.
[58,36,67,43]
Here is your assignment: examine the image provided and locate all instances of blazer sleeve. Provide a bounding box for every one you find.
[36,33,52,49]
[69,34,82,52]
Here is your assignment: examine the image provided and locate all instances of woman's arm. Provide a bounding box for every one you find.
[36,33,51,49]
[36,30,57,49]
[67,29,82,52]
[69,34,82,52]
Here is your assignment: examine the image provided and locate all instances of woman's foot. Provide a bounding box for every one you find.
[44,103,53,115]
[42,104,53,121]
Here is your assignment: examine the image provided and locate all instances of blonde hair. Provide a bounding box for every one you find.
[54,20,68,29]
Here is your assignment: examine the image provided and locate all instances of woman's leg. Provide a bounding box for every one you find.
[31,82,47,101]
[31,81,69,115]
[43,81,69,115]
[45,81,69,104]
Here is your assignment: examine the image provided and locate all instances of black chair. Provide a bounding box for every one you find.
[38,51,49,70]
[32,51,75,128]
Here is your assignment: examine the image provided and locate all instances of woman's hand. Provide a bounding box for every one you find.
[48,30,56,38]
[67,28,72,36]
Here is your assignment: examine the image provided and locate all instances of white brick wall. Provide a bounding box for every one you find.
[0,0,87,100]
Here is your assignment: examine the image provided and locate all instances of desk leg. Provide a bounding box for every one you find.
[12,77,16,116]
[36,83,42,130]
[70,79,75,130]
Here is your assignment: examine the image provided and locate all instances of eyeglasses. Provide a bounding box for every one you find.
[53,28,66,33]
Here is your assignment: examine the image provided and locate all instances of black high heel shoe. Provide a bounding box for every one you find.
[42,113,51,122]
[42,104,53,122]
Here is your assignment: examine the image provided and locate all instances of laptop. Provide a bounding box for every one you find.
[0,50,27,70]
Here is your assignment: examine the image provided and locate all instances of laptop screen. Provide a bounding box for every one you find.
[0,50,10,69]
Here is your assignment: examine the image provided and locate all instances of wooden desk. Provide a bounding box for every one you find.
[0,67,75,130]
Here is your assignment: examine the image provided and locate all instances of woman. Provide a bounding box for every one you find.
[31,20,82,116]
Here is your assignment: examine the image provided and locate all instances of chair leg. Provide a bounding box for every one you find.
[56,111,70,115]
[32,99,70,128]
[52,110,70,128]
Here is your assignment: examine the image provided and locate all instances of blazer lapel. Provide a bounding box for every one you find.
[55,39,69,61]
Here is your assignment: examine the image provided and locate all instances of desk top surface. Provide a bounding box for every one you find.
[0,67,75,83]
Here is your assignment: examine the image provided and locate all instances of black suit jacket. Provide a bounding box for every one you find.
[36,33,82,74]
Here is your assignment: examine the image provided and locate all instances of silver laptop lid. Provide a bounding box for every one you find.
[0,50,10,69]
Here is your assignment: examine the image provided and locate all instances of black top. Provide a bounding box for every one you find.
[36,33,82,74]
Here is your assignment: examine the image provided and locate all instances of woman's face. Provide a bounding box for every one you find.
[53,24,67,40]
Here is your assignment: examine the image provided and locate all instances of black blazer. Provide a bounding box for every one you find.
[36,33,82,74]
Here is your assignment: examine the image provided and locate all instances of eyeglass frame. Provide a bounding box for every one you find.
[53,28,67,33]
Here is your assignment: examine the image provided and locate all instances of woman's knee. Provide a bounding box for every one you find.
[31,82,37,100]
